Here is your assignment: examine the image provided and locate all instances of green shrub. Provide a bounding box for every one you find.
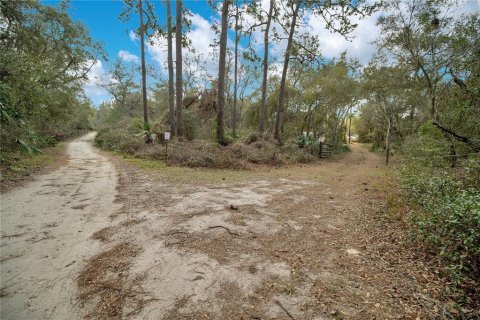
[183,111,197,141]
[291,149,317,163]
[95,129,144,154]
[293,135,326,158]
[400,158,480,303]
[165,141,245,169]
[294,134,317,149]
[334,144,351,153]
[245,132,259,144]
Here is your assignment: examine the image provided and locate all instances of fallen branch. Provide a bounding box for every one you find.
[207,225,240,236]
[275,300,296,320]
[205,279,218,291]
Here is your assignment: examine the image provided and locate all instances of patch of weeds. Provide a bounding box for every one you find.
[0,143,66,191]
[282,281,297,295]
[123,156,254,185]
[364,167,388,178]
[123,156,168,170]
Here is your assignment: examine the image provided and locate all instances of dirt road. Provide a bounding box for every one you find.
[1,137,445,319]
[86,143,444,319]
[0,133,119,319]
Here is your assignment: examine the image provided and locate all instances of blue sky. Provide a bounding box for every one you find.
[64,0,216,64]
[44,0,479,106]
[46,0,220,105]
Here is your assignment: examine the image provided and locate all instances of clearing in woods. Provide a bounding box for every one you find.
[1,134,446,319]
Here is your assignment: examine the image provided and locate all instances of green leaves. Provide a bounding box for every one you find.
[401,157,480,301]
[0,0,102,153]
[16,139,42,155]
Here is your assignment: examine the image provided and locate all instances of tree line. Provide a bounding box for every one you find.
[114,0,378,146]
[1,0,104,154]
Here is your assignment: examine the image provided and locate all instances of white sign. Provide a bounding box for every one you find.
[164,132,171,140]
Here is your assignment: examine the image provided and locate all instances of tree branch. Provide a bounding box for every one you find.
[432,121,480,153]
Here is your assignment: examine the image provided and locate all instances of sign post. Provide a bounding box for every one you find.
[164,132,170,159]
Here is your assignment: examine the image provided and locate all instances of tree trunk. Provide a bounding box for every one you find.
[306,105,312,134]
[138,0,148,126]
[232,0,239,140]
[166,0,175,136]
[216,0,229,145]
[259,0,274,134]
[385,116,391,165]
[274,2,300,143]
[175,0,183,137]
[409,106,415,134]
[348,114,352,143]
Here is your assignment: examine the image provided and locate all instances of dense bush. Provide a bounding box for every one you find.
[134,139,290,169]
[94,119,145,154]
[294,134,321,156]
[94,123,322,169]
[1,2,99,155]
[400,158,480,306]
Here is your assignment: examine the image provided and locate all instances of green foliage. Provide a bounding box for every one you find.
[0,142,65,190]
[294,134,317,149]
[94,119,145,154]
[401,158,480,306]
[183,110,197,141]
[245,132,260,144]
[16,139,42,155]
[0,0,102,154]
[294,134,325,158]
[334,144,351,153]
[401,123,451,167]
[290,149,317,163]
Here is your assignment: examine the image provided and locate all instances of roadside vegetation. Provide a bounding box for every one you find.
[1,0,479,316]
[0,142,66,191]
[0,1,100,184]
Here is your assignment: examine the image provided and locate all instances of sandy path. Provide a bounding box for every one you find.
[0,133,119,320]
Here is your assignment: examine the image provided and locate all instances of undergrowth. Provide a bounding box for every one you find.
[0,142,66,191]
[94,124,325,170]
[400,157,480,317]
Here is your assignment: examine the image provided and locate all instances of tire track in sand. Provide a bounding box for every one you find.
[1,132,119,320]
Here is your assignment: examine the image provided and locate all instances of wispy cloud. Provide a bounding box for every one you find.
[129,30,139,42]
[118,50,140,63]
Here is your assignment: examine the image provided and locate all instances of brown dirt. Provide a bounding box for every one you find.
[92,143,449,319]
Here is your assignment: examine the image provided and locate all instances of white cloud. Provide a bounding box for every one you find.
[305,10,381,65]
[145,0,479,85]
[302,0,478,65]
[147,13,218,82]
[129,30,139,42]
[83,59,107,97]
[118,50,140,63]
